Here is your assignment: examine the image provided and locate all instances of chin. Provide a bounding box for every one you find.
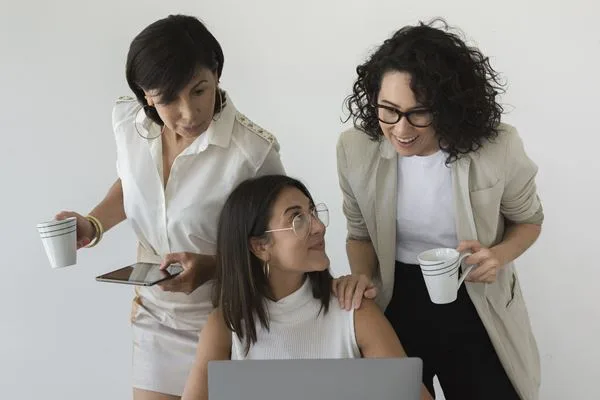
[308,255,330,272]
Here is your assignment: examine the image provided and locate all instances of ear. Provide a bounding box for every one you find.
[143,91,155,107]
[249,236,271,262]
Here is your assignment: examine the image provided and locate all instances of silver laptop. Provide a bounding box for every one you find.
[208,357,423,400]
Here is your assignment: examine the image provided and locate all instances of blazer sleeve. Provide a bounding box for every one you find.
[500,127,544,225]
[336,135,371,240]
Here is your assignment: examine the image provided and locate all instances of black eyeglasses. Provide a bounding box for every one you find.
[375,104,434,128]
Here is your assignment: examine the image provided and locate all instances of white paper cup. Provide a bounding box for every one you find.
[37,218,77,268]
[417,248,473,304]
[37,217,76,230]
[37,221,76,235]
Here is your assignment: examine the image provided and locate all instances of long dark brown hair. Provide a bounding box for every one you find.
[214,175,332,354]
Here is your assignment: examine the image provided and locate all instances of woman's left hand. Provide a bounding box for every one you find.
[456,240,504,283]
[158,252,216,294]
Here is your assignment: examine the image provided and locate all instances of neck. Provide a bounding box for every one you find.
[163,127,197,150]
[268,270,306,301]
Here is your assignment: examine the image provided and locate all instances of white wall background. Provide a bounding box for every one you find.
[1,0,598,399]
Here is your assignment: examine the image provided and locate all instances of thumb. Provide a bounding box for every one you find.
[161,253,181,270]
[364,287,377,299]
[77,237,91,249]
[55,211,76,221]
[457,240,480,253]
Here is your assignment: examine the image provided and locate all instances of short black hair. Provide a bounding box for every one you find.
[214,175,333,355]
[125,14,225,125]
[345,18,505,163]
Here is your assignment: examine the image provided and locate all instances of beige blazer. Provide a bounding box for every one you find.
[336,123,542,400]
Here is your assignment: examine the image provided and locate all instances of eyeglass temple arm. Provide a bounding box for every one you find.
[264,227,294,233]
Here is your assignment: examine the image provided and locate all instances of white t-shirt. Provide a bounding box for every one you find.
[113,94,285,331]
[231,278,361,360]
[396,150,458,264]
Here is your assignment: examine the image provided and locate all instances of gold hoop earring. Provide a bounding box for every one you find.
[263,261,270,278]
[134,106,164,140]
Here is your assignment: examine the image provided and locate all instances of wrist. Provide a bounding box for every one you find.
[88,219,97,240]
[490,243,512,266]
[85,215,104,248]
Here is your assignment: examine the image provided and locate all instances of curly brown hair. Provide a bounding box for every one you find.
[345,18,505,163]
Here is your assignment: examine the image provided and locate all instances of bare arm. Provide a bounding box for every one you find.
[56,178,126,247]
[491,222,541,266]
[88,178,126,232]
[354,299,406,358]
[346,238,378,279]
[182,309,232,400]
[355,300,433,400]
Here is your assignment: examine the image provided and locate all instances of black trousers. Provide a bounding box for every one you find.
[384,261,520,400]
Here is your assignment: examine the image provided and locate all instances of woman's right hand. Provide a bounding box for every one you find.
[332,274,378,311]
[55,211,95,249]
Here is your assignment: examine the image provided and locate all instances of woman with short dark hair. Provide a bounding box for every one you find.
[55,14,285,399]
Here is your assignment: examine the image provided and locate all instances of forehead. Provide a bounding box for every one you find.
[146,67,214,97]
[378,70,419,107]
[272,187,311,214]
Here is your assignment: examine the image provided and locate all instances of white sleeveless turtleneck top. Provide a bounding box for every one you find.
[231,278,361,360]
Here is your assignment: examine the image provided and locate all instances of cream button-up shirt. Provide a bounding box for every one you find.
[113,94,285,331]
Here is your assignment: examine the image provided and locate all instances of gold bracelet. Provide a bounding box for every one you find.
[85,216,100,248]
[85,215,104,248]
[89,215,104,243]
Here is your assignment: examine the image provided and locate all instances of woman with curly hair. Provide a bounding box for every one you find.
[333,19,543,400]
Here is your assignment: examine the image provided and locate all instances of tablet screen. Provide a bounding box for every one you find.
[96,262,183,286]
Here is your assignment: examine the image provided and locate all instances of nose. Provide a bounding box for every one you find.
[391,116,412,136]
[178,99,197,123]
[309,213,326,236]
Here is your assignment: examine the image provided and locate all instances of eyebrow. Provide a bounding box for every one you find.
[192,79,209,89]
[282,205,302,216]
[380,99,425,111]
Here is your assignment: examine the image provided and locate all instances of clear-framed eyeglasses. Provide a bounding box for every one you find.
[265,203,329,239]
[375,104,434,128]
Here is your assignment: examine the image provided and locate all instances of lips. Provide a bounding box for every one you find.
[308,240,325,250]
[393,135,417,143]
[182,124,201,131]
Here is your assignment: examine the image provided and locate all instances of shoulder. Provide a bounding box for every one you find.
[111,95,140,130]
[353,298,384,324]
[469,122,520,162]
[337,127,379,154]
[235,111,279,150]
[201,308,232,346]
[337,127,382,160]
[336,127,382,179]
[464,122,526,179]
[231,111,281,168]
[353,299,406,357]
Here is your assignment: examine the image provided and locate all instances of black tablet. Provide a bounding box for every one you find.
[95,262,183,286]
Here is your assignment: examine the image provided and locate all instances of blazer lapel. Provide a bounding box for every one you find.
[451,156,486,298]
[375,140,398,304]
[451,156,477,242]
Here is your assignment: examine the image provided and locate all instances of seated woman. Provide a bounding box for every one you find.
[182,175,432,400]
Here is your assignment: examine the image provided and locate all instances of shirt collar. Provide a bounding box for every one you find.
[140,92,237,157]
[182,93,236,155]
